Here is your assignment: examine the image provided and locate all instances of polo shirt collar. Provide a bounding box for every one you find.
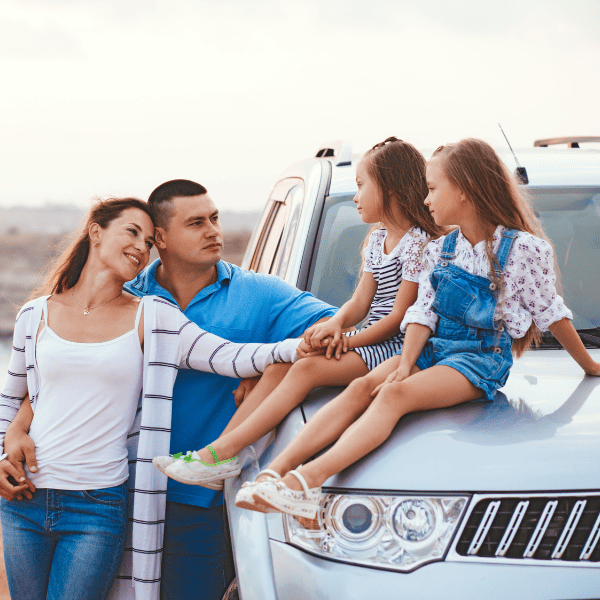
[131,259,232,309]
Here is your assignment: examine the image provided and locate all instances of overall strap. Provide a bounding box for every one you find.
[440,228,460,261]
[493,229,519,273]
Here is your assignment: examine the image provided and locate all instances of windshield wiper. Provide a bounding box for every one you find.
[539,328,600,349]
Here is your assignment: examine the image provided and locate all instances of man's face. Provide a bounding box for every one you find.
[158,194,224,269]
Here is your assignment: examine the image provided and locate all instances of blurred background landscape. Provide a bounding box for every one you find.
[0,204,260,336]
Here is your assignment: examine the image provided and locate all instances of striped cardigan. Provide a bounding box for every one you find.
[0,295,301,600]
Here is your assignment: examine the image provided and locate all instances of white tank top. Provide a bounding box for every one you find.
[27,299,144,489]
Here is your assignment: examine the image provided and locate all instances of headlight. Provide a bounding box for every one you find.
[284,493,468,571]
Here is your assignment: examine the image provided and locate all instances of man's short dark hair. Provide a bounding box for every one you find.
[148,179,208,229]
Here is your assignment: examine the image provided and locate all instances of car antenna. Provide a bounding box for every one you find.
[498,123,529,184]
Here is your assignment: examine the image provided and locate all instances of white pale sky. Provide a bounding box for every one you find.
[1,0,599,211]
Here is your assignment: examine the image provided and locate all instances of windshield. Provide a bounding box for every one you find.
[308,188,600,333]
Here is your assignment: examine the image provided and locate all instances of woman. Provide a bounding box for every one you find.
[0,198,303,600]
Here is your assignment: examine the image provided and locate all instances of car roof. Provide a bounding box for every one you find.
[327,146,600,196]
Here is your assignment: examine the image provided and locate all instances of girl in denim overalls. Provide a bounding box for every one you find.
[245,138,600,518]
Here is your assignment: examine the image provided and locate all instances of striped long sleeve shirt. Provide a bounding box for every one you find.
[0,294,301,600]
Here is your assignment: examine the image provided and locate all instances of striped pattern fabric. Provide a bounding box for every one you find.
[0,295,301,600]
[350,227,429,370]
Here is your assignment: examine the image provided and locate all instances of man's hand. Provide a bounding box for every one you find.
[0,459,35,501]
[232,377,261,408]
[4,427,38,475]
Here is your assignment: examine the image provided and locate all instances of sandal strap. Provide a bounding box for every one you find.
[288,469,310,496]
[204,445,238,466]
[258,469,281,481]
[207,445,220,463]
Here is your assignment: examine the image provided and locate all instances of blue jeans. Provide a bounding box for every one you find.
[1,483,128,600]
[161,501,234,600]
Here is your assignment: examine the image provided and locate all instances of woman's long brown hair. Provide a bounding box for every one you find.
[432,139,549,356]
[32,197,153,298]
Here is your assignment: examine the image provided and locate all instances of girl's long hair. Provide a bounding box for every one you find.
[32,197,153,298]
[432,139,548,356]
[364,137,445,239]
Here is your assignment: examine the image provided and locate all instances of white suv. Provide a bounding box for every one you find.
[223,138,600,600]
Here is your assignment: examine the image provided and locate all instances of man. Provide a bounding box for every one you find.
[123,179,335,600]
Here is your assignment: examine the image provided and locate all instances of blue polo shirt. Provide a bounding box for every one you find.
[124,259,336,508]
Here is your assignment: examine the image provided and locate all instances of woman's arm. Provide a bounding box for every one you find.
[171,307,303,377]
[548,318,600,376]
[0,307,30,453]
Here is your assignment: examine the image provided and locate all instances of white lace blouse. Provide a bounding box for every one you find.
[401,225,573,338]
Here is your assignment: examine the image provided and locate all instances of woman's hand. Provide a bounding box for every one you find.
[0,459,35,501]
[296,339,326,359]
[371,363,412,397]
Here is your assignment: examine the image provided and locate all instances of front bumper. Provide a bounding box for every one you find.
[269,540,600,600]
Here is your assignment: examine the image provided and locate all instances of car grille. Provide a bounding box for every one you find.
[453,493,600,565]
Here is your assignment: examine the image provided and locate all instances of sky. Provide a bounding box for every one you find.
[1,0,599,211]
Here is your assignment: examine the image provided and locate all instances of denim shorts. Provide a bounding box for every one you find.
[1,482,128,600]
[414,335,513,402]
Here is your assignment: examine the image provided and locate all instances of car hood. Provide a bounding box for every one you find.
[302,348,600,492]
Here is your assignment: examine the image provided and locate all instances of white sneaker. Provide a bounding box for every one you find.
[235,469,281,513]
[252,470,321,518]
[152,451,191,475]
[164,448,240,488]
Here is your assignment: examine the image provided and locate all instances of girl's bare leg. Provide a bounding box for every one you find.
[198,351,371,463]
[220,363,292,436]
[277,365,482,491]
[267,355,403,477]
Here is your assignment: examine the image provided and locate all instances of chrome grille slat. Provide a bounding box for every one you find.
[551,500,587,559]
[467,500,500,555]
[580,512,600,560]
[523,500,557,558]
[453,493,600,566]
[495,501,529,557]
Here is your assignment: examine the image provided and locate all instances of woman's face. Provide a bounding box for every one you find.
[354,158,383,224]
[94,208,155,281]
[424,157,465,227]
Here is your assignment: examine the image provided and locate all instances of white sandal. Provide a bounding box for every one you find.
[252,469,321,518]
[235,469,281,513]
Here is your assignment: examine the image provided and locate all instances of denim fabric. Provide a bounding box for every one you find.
[415,228,517,401]
[0,483,127,600]
[160,502,233,600]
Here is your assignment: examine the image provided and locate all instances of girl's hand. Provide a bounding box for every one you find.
[304,320,344,350]
[584,361,600,377]
[296,339,326,359]
[325,334,350,360]
[371,364,412,396]
[0,459,35,501]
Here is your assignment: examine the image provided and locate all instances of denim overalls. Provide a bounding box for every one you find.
[415,227,518,401]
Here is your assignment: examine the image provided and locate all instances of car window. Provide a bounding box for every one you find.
[274,183,304,279]
[307,188,600,332]
[308,195,369,308]
[248,178,303,275]
[532,187,600,330]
